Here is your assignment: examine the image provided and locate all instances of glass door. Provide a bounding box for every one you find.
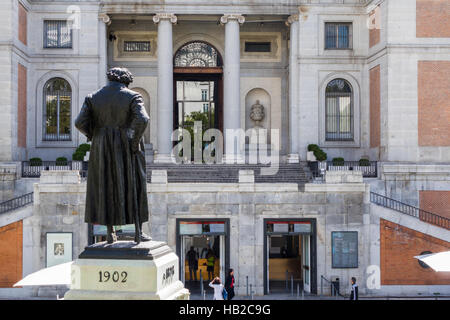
[180,235,186,285]
[302,234,310,293]
[267,236,271,294]
[220,235,225,282]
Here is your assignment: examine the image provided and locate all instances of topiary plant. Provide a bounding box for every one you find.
[56,157,68,166]
[308,144,327,162]
[29,157,42,166]
[72,151,85,161]
[359,158,370,167]
[76,143,90,154]
[332,157,345,166]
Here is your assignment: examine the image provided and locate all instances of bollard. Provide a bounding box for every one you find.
[246,276,249,296]
[320,277,323,297]
[285,270,289,291]
[302,288,305,300]
[297,283,299,299]
[291,274,294,296]
[200,270,203,295]
[250,284,253,300]
[203,290,206,301]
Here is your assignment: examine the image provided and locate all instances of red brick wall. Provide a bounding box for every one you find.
[370,65,381,148]
[369,7,380,48]
[0,220,23,288]
[380,219,450,285]
[420,191,450,219]
[417,0,450,38]
[17,63,27,148]
[18,2,27,45]
[418,61,450,146]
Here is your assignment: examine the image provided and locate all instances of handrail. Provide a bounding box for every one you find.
[21,161,87,178]
[320,275,346,298]
[370,192,450,230]
[308,161,378,180]
[0,192,34,214]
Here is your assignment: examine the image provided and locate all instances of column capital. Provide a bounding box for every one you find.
[99,13,111,26]
[220,14,245,26]
[285,14,299,26]
[153,13,177,25]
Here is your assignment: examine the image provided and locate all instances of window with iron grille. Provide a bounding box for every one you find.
[124,41,151,52]
[43,78,72,141]
[244,42,271,53]
[325,23,352,49]
[325,79,353,141]
[44,20,72,48]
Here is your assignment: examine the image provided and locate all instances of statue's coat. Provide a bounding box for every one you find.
[75,81,149,226]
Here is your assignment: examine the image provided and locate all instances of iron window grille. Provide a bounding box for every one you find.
[325,23,352,50]
[44,20,73,49]
[123,41,151,52]
[245,42,271,53]
[325,79,354,141]
[43,78,72,141]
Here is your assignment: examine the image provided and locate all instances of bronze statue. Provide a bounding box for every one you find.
[75,67,151,244]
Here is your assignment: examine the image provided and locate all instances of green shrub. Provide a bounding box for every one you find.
[29,157,42,166]
[332,157,345,166]
[56,157,68,166]
[359,158,370,166]
[76,143,90,154]
[307,144,327,162]
[72,152,85,161]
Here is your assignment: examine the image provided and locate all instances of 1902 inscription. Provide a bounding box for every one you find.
[98,270,128,283]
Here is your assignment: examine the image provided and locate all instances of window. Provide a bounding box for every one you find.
[325,23,352,49]
[43,78,72,141]
[174,42,221,67]
[325,79,353,141]
[44,20,72,48]
[245,42,271,53]
[201,89,208,102]
[123,41,151,52]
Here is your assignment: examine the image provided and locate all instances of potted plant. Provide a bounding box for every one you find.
[28,157,44,176]
[307,144,327,176]
[55,157,70,170]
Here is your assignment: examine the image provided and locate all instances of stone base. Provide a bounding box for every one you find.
[154,154,176,164]
[64,241,190,300]
[286,153,300,163]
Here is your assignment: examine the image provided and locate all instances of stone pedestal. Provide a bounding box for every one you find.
[64,241,190,300]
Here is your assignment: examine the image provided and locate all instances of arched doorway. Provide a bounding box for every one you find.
[173,41,223,138]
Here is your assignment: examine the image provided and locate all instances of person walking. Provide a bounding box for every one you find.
[225,269,235,300]
[349,277,358,300]
[186,246,198,282]
[209,277,224,300]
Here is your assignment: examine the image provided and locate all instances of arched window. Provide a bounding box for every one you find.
[325,79,353,141]
[174,41,222,67]
[43,78,72,141]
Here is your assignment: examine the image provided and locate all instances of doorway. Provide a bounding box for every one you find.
[263,219,317,295]
[173,41,223,160]
[176,219,229,294]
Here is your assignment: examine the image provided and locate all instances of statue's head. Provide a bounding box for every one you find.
[107,67,134,86]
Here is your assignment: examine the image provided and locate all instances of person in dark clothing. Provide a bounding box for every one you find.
[225,269,235,300]
[350,277,358,300]
[186,246,198,281]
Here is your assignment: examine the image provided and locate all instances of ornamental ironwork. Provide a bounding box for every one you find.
[174,42,220,67]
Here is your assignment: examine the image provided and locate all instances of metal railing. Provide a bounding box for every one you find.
[320,275,346,299]
[0,192,34,214]
[308,161,378,180]
[22,161,86,178]
[370,192,450,230]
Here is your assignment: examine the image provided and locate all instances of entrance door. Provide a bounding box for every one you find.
[302,234,311,293]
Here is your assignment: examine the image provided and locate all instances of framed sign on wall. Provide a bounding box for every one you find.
[331,231,358,268]
[46,232,73,267]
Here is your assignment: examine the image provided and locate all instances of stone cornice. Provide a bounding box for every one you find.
[152,13,177,25]
[220,14,245,26]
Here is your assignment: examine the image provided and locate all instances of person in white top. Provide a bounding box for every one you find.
[209,277,224,300]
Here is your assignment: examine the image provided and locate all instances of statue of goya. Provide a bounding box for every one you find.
[75,67,151,244]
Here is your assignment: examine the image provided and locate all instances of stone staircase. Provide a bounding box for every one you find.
[146,162,310,185]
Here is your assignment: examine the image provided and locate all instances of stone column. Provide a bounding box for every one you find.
[153,13,177,163]
[220,14,245,164]
[286,14,300,163]
[98,14,110,88]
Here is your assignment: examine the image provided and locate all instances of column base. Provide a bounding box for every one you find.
[286,153,300,164]
[154,154,176,164]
